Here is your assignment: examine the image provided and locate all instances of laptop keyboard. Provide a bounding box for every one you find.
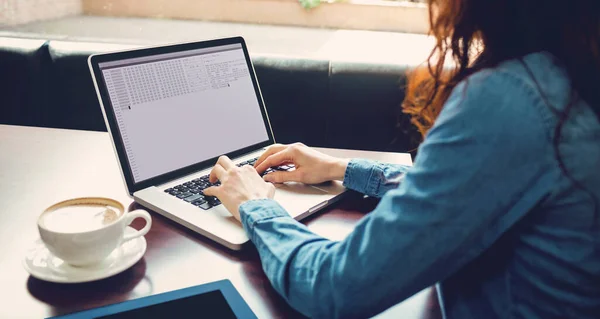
[163,157,295,210]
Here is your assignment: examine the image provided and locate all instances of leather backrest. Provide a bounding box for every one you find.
[252,55,329,146]
[45,41,138,131]
[327,60,420,152]
[0,37,48,127]
[0,38,420,153]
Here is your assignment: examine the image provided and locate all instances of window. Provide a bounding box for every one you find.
[0,0,431,62]
[1,0,428,33]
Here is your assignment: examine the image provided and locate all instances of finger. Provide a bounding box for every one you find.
[209,163,226,183]
[202,186,222,197]
[255,144,287,168]
[255,149,293,173]
[216,155,236,170]
[263,170,302,183]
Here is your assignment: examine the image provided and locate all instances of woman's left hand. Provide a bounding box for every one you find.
[203,156,276,221]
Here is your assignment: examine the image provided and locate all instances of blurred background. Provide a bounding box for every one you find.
[0,0,432,61]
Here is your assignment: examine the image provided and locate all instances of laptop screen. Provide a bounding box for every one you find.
[98,43,269,183]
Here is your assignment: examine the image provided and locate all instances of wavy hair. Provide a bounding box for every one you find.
[403,0,600,136]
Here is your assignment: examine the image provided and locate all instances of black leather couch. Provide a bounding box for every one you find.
[0,36,421,155]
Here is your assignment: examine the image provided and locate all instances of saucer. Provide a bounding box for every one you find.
[23,226,147,284]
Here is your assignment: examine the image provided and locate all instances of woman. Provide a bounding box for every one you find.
[203,0,600,318]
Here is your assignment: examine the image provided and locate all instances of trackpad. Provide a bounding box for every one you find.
[274,182,326,194]
[274,182,330,217]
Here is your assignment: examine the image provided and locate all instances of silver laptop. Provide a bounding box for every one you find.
[88,37,403,250]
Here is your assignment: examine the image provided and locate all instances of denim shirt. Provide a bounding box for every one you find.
[239,52,600,319]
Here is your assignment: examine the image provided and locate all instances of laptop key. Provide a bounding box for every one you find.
[206,196,221,206]
[176,192,192,199]
[164,188,173,193]
[197,202,212,210]
[192,199,207,206]
[260,168,275,176]
[184,194,204,202]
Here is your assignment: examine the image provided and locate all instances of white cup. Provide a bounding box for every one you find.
[38,197,152,267]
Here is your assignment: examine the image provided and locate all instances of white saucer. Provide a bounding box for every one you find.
[23,226,147,284]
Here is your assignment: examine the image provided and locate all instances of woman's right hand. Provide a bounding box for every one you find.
[254,143,349,184]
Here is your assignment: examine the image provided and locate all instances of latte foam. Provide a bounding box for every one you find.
[40,205,121,233]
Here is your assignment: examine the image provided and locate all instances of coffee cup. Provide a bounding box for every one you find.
[38,197,152,267]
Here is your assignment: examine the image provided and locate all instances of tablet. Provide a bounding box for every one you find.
[50,279,257,319]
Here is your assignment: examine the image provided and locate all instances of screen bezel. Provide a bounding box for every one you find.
[89,37,275,194]
[49,279,257,319]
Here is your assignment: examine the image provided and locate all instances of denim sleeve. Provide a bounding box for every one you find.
[343,159,411,198]
[239,70,555,319]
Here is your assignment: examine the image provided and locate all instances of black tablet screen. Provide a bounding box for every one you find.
[96,290,237,319]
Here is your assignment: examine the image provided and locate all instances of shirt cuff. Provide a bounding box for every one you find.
[343,158,382,195]
[239,199,291,238]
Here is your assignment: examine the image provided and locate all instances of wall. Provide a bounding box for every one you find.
[0,0,82,26]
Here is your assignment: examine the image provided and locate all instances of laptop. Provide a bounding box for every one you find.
[88,37,408,250]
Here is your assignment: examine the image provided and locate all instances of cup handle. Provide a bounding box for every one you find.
[121,209,152,242]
